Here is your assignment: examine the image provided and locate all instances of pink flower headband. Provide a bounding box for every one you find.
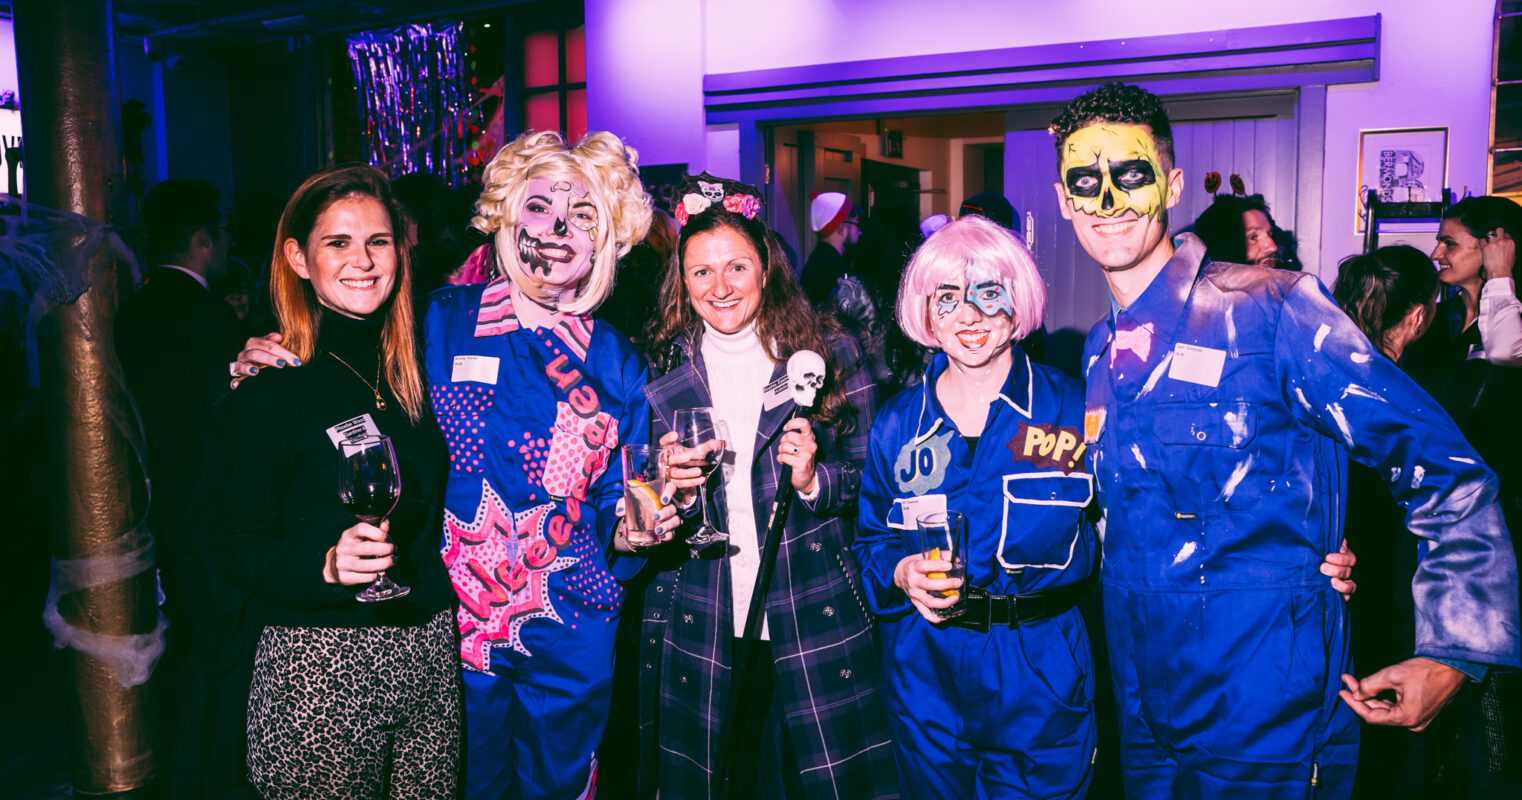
[673,171,764,227]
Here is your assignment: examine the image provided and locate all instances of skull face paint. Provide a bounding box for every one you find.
[513,177,599,292]
[929,278,1016,369]
[1060,123,1168,219]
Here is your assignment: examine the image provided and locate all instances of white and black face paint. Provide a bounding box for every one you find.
[513,177,598,290]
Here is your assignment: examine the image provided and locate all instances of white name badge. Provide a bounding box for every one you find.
[1168,343,1226,388]
[762,374,792,411]
[451,354,500,385]
[325,413,382,449]
[888,494,948,531]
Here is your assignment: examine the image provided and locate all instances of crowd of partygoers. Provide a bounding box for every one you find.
[98,81,1522,800]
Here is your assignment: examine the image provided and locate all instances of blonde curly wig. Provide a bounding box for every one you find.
[471,130,653,315]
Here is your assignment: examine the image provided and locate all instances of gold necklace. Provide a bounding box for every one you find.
[329,351,387,411]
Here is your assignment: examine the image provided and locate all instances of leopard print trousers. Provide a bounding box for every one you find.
[247,609,461,799]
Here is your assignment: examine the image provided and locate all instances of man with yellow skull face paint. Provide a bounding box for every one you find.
[1056,83,1520,799]
[1060,122,1169,220]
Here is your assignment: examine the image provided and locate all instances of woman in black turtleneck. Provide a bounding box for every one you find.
[216,165,459,798]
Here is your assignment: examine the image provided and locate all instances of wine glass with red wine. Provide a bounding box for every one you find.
[339,435,410,602]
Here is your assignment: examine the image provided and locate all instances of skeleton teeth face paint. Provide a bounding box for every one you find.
[1061,123,1168,219]
[513,177,599,292]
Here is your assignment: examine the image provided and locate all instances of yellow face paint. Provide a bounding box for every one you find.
[1060,123,1168,219]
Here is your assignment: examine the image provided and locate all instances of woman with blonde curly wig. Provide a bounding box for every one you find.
[231,130,658,799]
[426,130,658,799]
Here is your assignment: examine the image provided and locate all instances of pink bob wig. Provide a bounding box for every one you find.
[895,215,1047,348]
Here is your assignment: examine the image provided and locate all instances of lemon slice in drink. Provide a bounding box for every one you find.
[926,546,946,580]
[629,477,662,507]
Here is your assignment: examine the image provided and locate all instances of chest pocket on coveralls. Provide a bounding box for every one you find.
[1151,401,1259,509]
[431,382,497,472]
[999,471,1093,570]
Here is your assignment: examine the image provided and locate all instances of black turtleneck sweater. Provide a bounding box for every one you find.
[216,311,451,628]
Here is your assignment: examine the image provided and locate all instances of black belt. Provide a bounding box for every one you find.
[946,578,1094,632]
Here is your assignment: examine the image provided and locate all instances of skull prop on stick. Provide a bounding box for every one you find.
[786,350,827,409]
[713,347,829,789]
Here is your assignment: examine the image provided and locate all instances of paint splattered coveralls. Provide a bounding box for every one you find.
[424,277,649,800]
[1082,234,1521,799]
[855,351,1099,799]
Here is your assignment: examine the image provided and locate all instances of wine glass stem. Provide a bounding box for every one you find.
[699,484,715,531]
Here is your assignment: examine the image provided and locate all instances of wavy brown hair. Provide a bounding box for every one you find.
[1331,245,1438,359]
[645,209,858,431]
[269,164,426,423]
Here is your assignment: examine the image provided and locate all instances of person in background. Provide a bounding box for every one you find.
[1056,81,1517,798]
[212,256,256,329]
[637,173,898,800]
[958,190,1016,232]
[115,178,252,799]
[919,212,950,239]
[217,164,460,798]
[1192,193,1285,269]
[1331,246,1443,798]
[837,202,925,400]
[1423,195,1522,367]
[393,172,484,298]
[1351,237,1522,797]
[855,215,1098,798]
[801,191,861,305]
[600,207,677,347]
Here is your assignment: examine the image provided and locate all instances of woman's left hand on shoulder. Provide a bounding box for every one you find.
[778,417,820,495]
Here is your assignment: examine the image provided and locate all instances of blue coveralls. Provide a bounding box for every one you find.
[855,352,1098,800]
[424,278,649,800]
[1082,234,1521,799]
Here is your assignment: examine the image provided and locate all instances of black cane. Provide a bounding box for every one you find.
[710,350,826,791]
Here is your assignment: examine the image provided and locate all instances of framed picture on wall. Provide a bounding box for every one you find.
[1355,126,1449,233]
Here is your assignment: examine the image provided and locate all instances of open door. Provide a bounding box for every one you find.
[767,127,864,270]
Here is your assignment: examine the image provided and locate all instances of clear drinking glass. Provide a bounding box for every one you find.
[621,443,668,549]
[916,510,967,619]
[673,408,730,549]
[338,435,410,603]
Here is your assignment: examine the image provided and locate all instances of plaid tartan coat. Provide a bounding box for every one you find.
[635,331,900,799]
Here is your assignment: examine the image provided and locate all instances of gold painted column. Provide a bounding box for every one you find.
[14,0,163,794]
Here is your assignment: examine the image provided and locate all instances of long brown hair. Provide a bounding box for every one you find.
[269,164,426,423]
[645,209,857,431]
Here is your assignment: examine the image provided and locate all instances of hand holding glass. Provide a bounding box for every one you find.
[916,510,967,619]
[621,443,668,549]
[339,436,410,602]
[672,408,730,548]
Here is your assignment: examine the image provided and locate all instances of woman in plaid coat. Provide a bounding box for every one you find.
[631,174,899,799]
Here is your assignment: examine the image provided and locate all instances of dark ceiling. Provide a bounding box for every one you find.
[14,1,547,44]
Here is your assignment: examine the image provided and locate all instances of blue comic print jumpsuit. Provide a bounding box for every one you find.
[1081,233,1521,799]
[855,351,1099,799]
[424,277,649,800]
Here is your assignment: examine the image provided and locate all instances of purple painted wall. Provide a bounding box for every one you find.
[0,19,17,99]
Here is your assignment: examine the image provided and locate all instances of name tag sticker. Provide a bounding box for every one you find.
[452,355,500,385]
[888,494,948,530]
[762,375,792,410]
[1168,343,1226,388]
[325,413,382,449]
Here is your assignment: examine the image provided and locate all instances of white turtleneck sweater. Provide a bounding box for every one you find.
[700,320,777,639]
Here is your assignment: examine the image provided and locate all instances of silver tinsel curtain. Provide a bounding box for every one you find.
[348,23,471,187]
